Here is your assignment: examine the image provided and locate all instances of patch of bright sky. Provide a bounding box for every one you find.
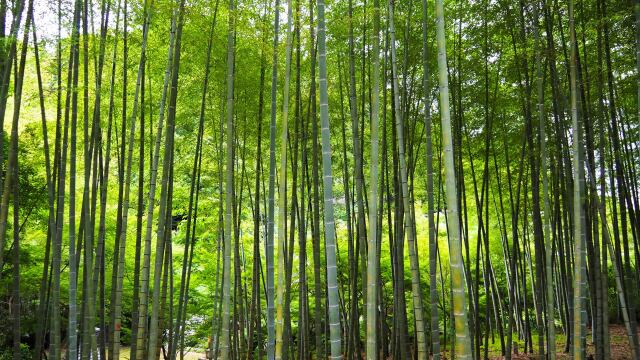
[0,0,108,53]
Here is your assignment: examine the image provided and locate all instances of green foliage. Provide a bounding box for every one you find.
[0,344,32,360]
[1,0,638,356]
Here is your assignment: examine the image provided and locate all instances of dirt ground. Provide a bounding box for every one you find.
[479,324,636,360]
[119,325,637,359]
[119,347,206,360]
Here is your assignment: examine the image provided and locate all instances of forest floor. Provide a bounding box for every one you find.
[117,324,636,359]
[480,324,635,360]
[118,347,205,359]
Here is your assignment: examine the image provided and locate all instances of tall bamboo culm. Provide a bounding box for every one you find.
[275,0,294,357]
[366,0,381,357]
[316,0,342,357]
[220,0,236,357]
[569,0,587,358]
[434,0,472,357]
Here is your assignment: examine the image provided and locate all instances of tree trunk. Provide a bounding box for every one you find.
[316,0,342,356]
[434,0,472,356]
[365,0,381,357]
[220,0,236,356]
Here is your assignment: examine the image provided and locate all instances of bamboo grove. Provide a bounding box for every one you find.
[0,0,638,358]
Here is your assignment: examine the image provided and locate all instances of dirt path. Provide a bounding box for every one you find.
[118,347,206,360]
